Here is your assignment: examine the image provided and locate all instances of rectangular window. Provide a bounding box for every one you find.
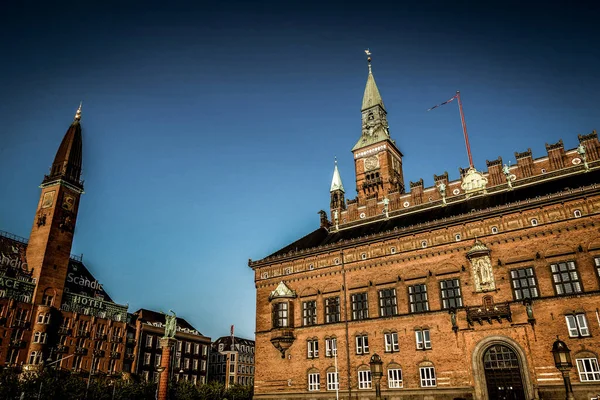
[551,261,582,295]
[358,370,372,389]
[146,335,153,347]
[384,332,399,352]
[388,368,403,388]
[327,372,339,391]
[576,358,600,382]
[303,301,317,326]
[566,314,590,337]
[595,257,600,279]
[307,339,319,359]
[144,353,151,365]
[355,335,369,355]
[440,279,463,309]
[185,342,191,353]
[419,366,436,387]
[325,338,337,357]
[308,373,320,391]
[273,302,288,328]
[194,343,199,354]
[510,268,539,300]
[351,293,369,320]
[378,288,398,317]
[193,359,198,370]
[155,354,162,367]
[325,297,340,323]
[409,284,429,313]
[415,329,431,350]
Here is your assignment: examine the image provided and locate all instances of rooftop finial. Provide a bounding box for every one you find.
[365,49,372,74]
[74,101,82,122]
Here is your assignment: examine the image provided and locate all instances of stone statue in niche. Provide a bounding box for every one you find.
[37,213,46,228]
[467,240,496,292]
[470,255,495,292]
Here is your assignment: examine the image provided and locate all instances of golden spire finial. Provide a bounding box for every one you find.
[74,101,82,121]
[365,49,372,74]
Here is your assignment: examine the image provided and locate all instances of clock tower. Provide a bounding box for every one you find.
[352,54,405,204]
[26,104,85,309]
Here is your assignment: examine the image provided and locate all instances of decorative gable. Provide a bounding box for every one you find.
[269,282,296,301]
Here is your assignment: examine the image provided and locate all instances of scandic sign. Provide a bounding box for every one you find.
[66,272,104,291]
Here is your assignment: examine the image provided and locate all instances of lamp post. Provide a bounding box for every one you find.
[369,354,383,400]
[552,337,575,400]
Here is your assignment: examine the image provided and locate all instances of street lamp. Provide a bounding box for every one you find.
[369,353,383,400]
[552,337,575,400]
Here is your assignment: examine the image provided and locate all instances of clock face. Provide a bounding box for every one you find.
[364,156,379,171]
[62,195,75,212]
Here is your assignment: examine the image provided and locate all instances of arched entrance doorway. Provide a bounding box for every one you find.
[483,344,526,400]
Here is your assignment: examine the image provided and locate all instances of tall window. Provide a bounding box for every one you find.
[156,354,162,367]
[146,335,153,347]
[595,257,600,278]
[576,358,600,382]
[550,261,582,295]
[308,372,320,391]
[510,267,539,300]
[273,302,288,328]
[307,339,319,359]
[327,371,339,391]
[325,337,337,357]
[33,332,47,344]
[356,335,369,354]
[415,329,431,350]
[358,369,372,389]
[41,294,54,306]
[37,313,50,324]
[388,367,403,388]
[325,297,340,323]
[28,351,42,365]
[194,343,200,354]
[378,289,397,317]
[566,314,590,337]
[384,332,399,352]
[419,366,436,387]
[144,353,151,365]
[409,284,429,313]
[303,301,317,326]
[351,293,369,320]
[440,279,463,309]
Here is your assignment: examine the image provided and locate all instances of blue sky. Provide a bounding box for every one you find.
[0,0,598,340]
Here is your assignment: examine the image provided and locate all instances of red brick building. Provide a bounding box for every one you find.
[208,334,255,388]
[249,60,600,399]
[126,308,210,384]
[0,106,128,375]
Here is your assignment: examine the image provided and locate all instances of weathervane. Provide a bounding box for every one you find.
[74,101,82,122]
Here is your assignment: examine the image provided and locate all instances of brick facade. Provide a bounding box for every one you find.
[249,64,600,399]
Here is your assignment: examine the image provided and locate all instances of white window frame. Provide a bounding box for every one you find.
[194,343,200,354]
[155,354,162,367]
[307,339,319,359]
[384,332,399,352]
[186,342,191,353]
[356,335,369,354]
[419,366,436,387]
[144,353,151,365]
[37,313,50,324]
[573,209,582,218]
[388,368,403,388]
[327,372,339,391]
[325,338,337,357]
[415,329,431,350]
[491,226,499,234]
[358,370,372,389]
[530,218,538,226]
[308,372,320,391]
[33,332,47,344]
[566,314,590,337]
[146,335,153,347]
[576,357,600,382]
[455,233,461,241]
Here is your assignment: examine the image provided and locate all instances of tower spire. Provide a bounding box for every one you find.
[74,101,82,122]
[362,49,385,111]
[330,157,345,192]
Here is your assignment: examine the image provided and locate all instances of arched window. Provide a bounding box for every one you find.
[574,209,582,218]
[307,368,320,391]
[574,350,600,382]
[357,365,372,389]
[418,361,436,387]
[387,363,403,388]
[530,218,538,226]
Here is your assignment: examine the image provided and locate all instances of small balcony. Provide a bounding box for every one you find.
[93,349,105,357]
[466,301,512,326]
[9,339,25,348]
[55,345,68,353]
[11,320,28,329]
[270,328,295,358]
[75,347,88,355]
[58,327,72,335]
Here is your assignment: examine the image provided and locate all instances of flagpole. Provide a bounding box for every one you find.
[456,90,474,168]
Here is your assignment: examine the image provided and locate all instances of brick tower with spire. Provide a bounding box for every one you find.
[24,104,85,367]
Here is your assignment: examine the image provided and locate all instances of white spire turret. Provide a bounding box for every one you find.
[330,158,345,193]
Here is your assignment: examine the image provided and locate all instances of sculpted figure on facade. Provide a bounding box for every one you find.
[164,310,177,339]
[467,240,496,292]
